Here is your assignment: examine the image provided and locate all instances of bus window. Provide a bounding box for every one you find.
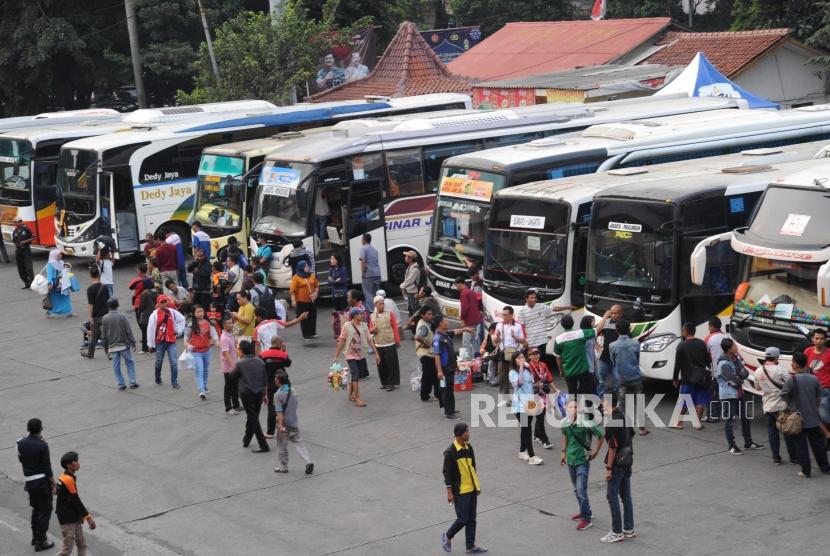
[347,180,383,238]
[571,226,589,308]
[33,162,57,211]
[483,132,542,149]
[139,145,180,184]
[385,148,424,197]
[681,196,724,231]
[349,153,383,182]
[423,141,482,191]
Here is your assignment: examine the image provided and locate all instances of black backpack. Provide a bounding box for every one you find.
[255,285,276,319]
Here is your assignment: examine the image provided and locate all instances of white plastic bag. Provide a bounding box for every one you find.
[30,268,49,296]
[178,350,196,371]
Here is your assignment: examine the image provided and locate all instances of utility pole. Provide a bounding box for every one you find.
[196,0,220,78]
[124,0,148,108]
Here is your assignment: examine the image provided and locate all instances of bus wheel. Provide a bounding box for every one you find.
[156,222,192,256]
[387,250,408,289]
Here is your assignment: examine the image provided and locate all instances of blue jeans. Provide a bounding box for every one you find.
[361,276,380,304]
[820,387,830,424]
[192,350,210,392]
[606,465,633,533]
[105,284,114,297]
[568,462,591,520]
[446,492,477,550]
[596,359,617,397]
[177,267,189,288]
[154,341,178,385]
[723,398,752,449]
[112,348,136,386]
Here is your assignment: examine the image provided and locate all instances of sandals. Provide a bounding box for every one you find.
[353,400,367,407]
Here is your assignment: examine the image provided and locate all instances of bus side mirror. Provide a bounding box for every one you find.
[816,261,830,306]
[690,231,733,286]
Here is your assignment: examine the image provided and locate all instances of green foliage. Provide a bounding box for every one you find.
[448,0,574,36]
[606,0,680,18]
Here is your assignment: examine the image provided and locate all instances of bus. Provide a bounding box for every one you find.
[689,158,830,375]
[0,108,120,134]
[429,104,830,318]
[250,95,746,290]
[54,94,471,258]
[193,100,473,259]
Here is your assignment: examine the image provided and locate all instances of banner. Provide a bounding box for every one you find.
[439,176,494,202]
[472,88,536,109]
[420,26,482,64]
[306,27,376,96]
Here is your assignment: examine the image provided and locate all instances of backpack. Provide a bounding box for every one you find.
[417,264,427,289]
[255,285,276,319]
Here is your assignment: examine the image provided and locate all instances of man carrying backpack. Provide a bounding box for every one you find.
[601,394,636,543]
[251,274,276,319]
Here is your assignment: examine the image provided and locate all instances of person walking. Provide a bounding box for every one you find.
[260,336,292,438]
[581,315,598,382]
[754,347,798,465]
[147,296,186,388]
[371,295,401,391]
[188,247,212,309]
[101,298,138,391]
[672,323,712,429]
[517,289,575,370]
[434,315,471,420]
[803,328,830,430]
[17,418,56,552]
[610,320,649,436]
[415,305,440,403]
[82,265,109,358]
[553,314,607,396]
[285,239,311,276]
[273,369,314,475]
[45,249,74,318]
[561,398,604,531]
[155,238,179,293]
[781,352,830,477]
[528,347,555,449]
[456,277,483,355]
[400,250,421,316]
[12,216,34,288]
[165,230,189,288]
[333,307,379,407]
[231,340,270,453]
[252,307,307,354]
[596,305,622,397]
[290,260,319,342]
[704,317,729,422]
[510,352,544,465]
[494,306,527,403]
[715,338,763,455]
[219,318,241,415]
[96,248,114,297]
[186,305,219,400]
[55,451,96,555]
[359,233,381,302]
[191,221,211,259]
[601,395,636,544]
[137,282,159,353]
[441,422,486,554]
[328,254,349,312]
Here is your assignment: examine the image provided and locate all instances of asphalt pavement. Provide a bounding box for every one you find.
[0,253,828,556]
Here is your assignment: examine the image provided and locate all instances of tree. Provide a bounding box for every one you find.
[447,0,574,37]
[606,0,680,18]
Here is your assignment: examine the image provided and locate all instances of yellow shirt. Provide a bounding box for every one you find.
[235,303,256,337]
[454,440,480,495]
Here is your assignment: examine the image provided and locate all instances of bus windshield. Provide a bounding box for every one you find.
[0,139,32,205]
[194,154,245,230]
[587,200,675,303]
[252,160,315,238]
[736,257,826,326]
[485,199,569,290]
[432,167,505,257]
[56,148,98,222]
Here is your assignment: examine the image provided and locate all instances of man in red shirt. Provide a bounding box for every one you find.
[804,328,830,432]
[455,276,482,356]
[155,240,179,293]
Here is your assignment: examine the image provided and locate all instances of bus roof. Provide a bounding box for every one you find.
[0,118,133,144]
[0,109,121,134]
[493,139,830,207]
[264,96,743,164]
[447,105,830,172]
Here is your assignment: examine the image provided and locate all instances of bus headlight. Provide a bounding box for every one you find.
[640,333,678,352]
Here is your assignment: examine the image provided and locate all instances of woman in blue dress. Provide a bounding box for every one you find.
[45,249,74,317]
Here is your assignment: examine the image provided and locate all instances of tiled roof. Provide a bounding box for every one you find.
[448,18,672,81]
[641,29,790,77]
[309,22,473,102]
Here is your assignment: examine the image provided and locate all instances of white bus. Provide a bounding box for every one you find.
[0,108,120,134]
[54,94,471,257]
[431,105,830,318]
[690,158,830,373]
[250,95,746,290]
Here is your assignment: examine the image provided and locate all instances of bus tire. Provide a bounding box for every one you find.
[156,221,192,257]
[387,249,408,292]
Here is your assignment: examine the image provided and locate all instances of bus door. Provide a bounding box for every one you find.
[346,178,388,283]
[100,171,117,252]
[242,161,263,242]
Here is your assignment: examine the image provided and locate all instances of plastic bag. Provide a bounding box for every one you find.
[410,358,422,392]
[30,271,49,295]
[178,350,196,371]
[69,273,81,293]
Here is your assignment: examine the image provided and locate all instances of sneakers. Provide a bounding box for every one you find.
[570,513,582,521]
[172,383,181,390]
[226,409,239,415]
[199,392,206,400]
[129,383,140,389]
[600,531,625,543]
[466,548,488,554]
[441,532,451,553]
[729,446,744,455]
[305,463,314,475]
[117,385,127,391]
[542,442,554,450]
[533,436,542,444]
[155,379,162,385]
[518,451,530,462]
[274,466,288,473]
[623,529,636,538]
[576,519,593,531]
[744,442,764,450]
[527,456,544,465]
[773,456,783,465]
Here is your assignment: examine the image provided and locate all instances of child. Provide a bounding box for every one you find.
[211,261,227,308]
[207,302,223,336]
[560,399,604,531]
[260,336,292,437]
[56,451,96,555]
[273,368,314,474]
[220,318,240,414]
[147,257,162,291]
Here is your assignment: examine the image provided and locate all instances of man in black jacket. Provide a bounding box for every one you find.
[231,340,270,453]
[671,322,712,429]
[187,247,212,309]
[441,422,486,553]
[56,451,96,555]
[17,418,55,551]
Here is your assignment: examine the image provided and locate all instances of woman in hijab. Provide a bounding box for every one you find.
[45,249,74,317]
[289,260,319,342]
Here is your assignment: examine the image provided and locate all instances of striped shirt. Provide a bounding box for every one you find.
[518,303,552,347]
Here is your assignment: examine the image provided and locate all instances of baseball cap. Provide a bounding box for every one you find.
[764,346,780,359]
[12,216,22,222]
[403,250,418,260]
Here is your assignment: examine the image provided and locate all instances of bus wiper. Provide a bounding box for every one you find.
[588,277,641,303]
[486,254,523,286]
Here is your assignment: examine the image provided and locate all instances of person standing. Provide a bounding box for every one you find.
[224,253,244,312]
[186,305,219,400]
[219,318,241,415]
[285,239,311,276]
[441,422,486,554]
[359,233,381,302]
[400,250,421,317]
[143,233,161,259]
[601,395,636,544]
[375,289,401,329]
[260,336,292,438]
[231,340,270,453]
[781,352,830,477]
[415,306,440,403]
[803,328,830,430]
[289,260,319,342]
[715,338,763,455]
[494,307,527,401]
[17,418,56,552]
[45,249,74,318]
[671,323,712,429]
[581,315,598,381]
[553,314,605,397]
[333,307,379,407]
[610,320,649,436]
[434,315,471,420]
[188,247,212,309]
[371,295,401,391]
[754,347,798,465]
[510,352,544,465]
[704,317,729,422]
[12,216,34,287]
[328,254,349,312]
[517,289,575,370]
[560,399,604,531]
[101,298,138,391]
[165,230,189,288]
[528,347,555,449]
[596,305,622,397]
[252,307,307,354]
[191,221,211,259]
[155,238,179,292]
[55,451,96,555]
[456,277,483,355]
[96,248,114,297]
[147,296,186,388]
[82,265,110,359]
[230,291,256,340]
[137,282,159,353]
[273,369,314,475]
